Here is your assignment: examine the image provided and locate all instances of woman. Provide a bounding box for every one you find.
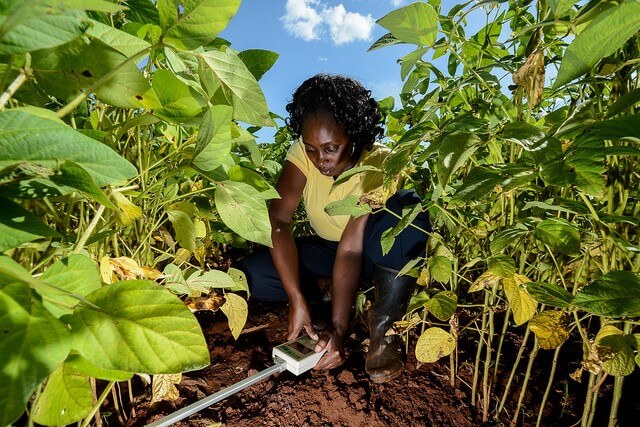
[241,74,430,382]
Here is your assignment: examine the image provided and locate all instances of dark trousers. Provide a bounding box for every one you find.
[239,190,431,301]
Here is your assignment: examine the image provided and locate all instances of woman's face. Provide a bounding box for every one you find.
[301,112,354,177]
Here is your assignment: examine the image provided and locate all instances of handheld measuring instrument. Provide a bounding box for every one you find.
[146,336,326,427]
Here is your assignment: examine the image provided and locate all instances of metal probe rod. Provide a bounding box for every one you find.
[146,361,286,427]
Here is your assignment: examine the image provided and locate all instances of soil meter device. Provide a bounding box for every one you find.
[146,336,326,427]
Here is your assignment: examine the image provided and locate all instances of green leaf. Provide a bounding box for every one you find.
[501,122,562,164]
[377,2,438,46]
[368,32,402,51]
[425,291,457,321]
[400,47,429,81]
[37,254,102,318]
[428,256,452,284]
[529,310,570,350]
[65,352,133,381]
[228,165,279,200]
[227,267,249,295]
[533,217,581,256]
[220,292,247,340]
[198,49,273,126]
[379,203,423,256]
[490,226,528,254]
[0,2,89,55]
[605,88,640,118]
[0,110,137,188]
[161,0,241,51]
[86,19,151,57]
[166,209,196,252]
[573,271,640,318]
[69,280,210,373]
[237,49,279,81]
[0,282,72,427]
[415,327,456,363]
[31,38,160,109]
[548,0,575,17]
[525,282,572,309]
[0,255,38,286]
[0,198,60,252]
[488,254,516,279]
[193,105,233,158]
[31,364,93,425]
[554,2,640,88]
[324,195,372,218]
[152,69,205,122]
[51,161,118,210]
[186,269,235,293]
[592,114,640,140]
[408,290,430,313]
[214,180,272,247]
[330,165,381,192]
[437,132,479,190]
[452,164,537,203]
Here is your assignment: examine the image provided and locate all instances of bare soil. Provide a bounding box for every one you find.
[111,301,640,427]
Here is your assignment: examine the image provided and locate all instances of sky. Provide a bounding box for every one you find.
[219,0,425,142]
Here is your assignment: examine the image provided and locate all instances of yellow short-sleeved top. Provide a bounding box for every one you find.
[285,139,389,242]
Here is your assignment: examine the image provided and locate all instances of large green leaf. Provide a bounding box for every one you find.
[595,326,636,376]
[488,254,516,279]
[573,271,640,318]
[549,0,576,17]
[554,2,640,88]
[31,38,161,109]
[437,132,479,190]
[605,89,640,118]
[324,195,372,218]
[377,2,438,46]
[501,122,562,164]
[533,217,581,256]
[490,226,528,254]
[0,198,60,252]
[0,282,72,427]
[37,254,102,318]
[0,110,137,188]
[198,49,273,126]
[452,164,537,203]
[0,1,89,55]
[592,115,640,140]
[237,49,279,81]
[214,180,272,247]
[166,209,196,252]
[193,105,233,158]
[86,19,151,57]
[152,69,205,122]
[69,280,210,373]
[51,161,118,209]
[425,291,457,321]
[31,364,93,425]
[525,282,572,309]
[161,0,241,50]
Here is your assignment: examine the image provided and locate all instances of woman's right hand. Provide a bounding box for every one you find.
[287,302,318,341]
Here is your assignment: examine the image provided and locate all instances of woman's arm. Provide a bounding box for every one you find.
[269,161,317,340]
[314,213,369,369]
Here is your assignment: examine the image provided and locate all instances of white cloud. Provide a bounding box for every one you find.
[323,4,374,45]
[281,0,323,41]
[390,0,406,6]
[318,56,328,61]
[281,0,374,45]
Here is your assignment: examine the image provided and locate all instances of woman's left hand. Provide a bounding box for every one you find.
[313,329,345,370]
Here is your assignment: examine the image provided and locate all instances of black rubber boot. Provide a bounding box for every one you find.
[365,264,416,383]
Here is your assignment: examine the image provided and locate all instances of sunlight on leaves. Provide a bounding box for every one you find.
[220,292,248,340]
[415,327,456,363]
[529,310,569,349]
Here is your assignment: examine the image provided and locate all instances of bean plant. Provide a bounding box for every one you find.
[0,0,279,425]
[365,1,640,426]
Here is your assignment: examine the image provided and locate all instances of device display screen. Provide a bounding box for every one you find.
[289,340,315,356]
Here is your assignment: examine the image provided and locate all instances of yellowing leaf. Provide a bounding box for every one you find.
[469,271,501,292]
[513,50,545,107]
[109,257,162,281]
[594,325,636,377]
[220,293,248,340]
[111,191,142,226]
[151,373,182,403]
[185,293,225,313]
[529,310,570,349]
[503,275,537,325]
[99,255,116,284]
[415,327,456,363]
[425,291,457,321]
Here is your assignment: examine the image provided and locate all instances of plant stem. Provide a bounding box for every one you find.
[0,67,28,110]
[536,344,562,427]
[582,372,596,427]
[82,381,115,427]
[608,322,632,426]
[471,291,490,408]
[73,205,106,254]
[498,326,531,414]
[493,307,511,383]
[510,338,539,427]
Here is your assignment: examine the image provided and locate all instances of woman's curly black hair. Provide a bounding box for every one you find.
[285,74,384,156]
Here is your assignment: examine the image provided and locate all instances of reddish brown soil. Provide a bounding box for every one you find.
[114,301,624,427]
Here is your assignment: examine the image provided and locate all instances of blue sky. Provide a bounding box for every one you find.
[220,0,422,141]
